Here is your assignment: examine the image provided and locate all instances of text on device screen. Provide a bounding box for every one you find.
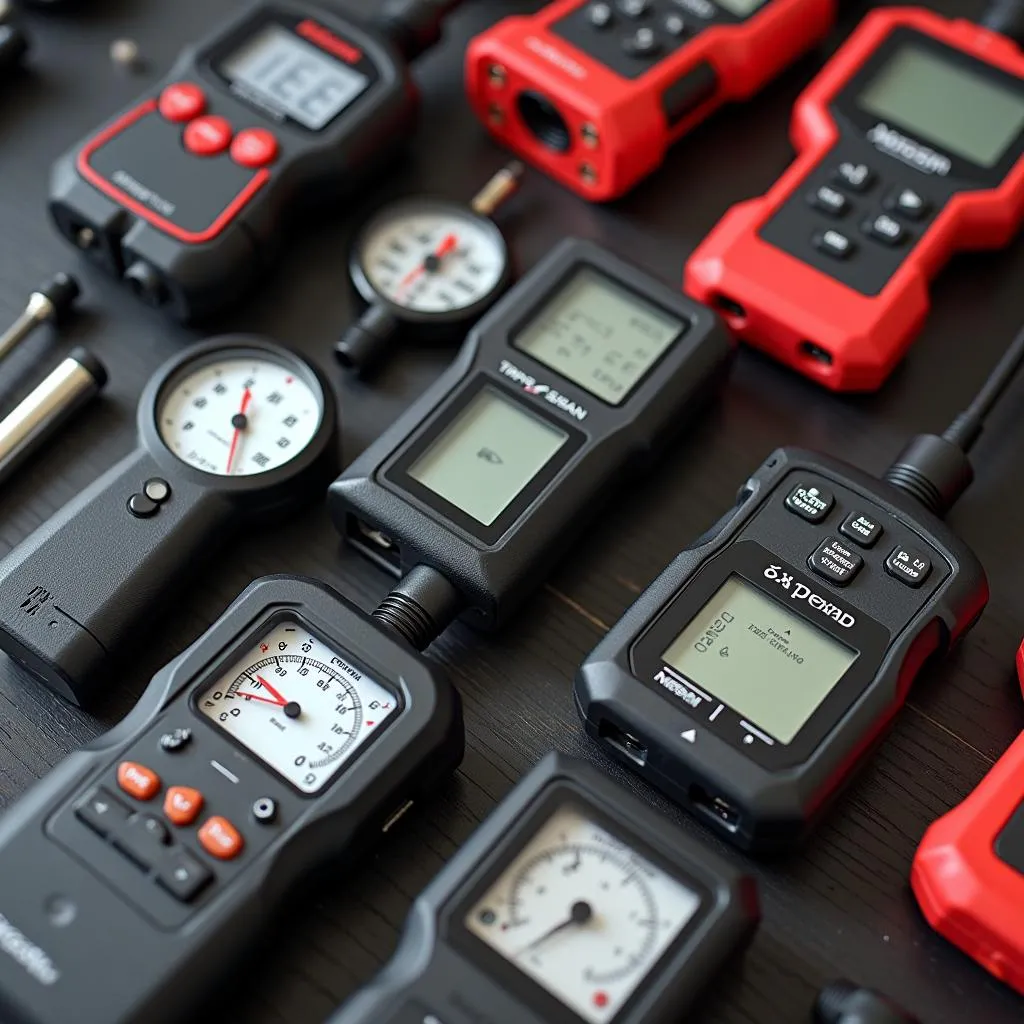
[662,576,858,744]
[408,389,569,527]
[857,43,1024,168]
[220,24,370,130]
[514,267,684,407]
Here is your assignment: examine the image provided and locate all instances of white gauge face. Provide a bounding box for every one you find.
[158,354,323,477]
[196,620,398,793]
[466,804,702,1024]
[359,206,507,314]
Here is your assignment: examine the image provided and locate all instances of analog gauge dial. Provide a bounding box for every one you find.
[158,353,323,477]
[196,620,398,793]
[466,804,702,1023]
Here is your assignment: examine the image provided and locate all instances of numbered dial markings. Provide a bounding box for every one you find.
[358,205,507,315]
[466,804,702,1024]
[158,355,323,477]
[197,620,398,793]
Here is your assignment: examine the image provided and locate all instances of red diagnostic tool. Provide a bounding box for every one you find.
[465,0,838,202]
[685,7,1024,391]
[912,728,1024,995]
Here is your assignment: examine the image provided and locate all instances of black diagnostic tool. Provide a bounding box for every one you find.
[575,328,1024,855]
[329,753,759,1024]
[48,0,466,322]
[329,238,734,649]
[0,575,464,1024]
[0,336,336,707]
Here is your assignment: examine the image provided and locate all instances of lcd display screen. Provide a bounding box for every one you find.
[220,24,369,130]
[408,390,569,526]
[858,43,1024,168]
[514,268,683,406]
[662,576,858,744]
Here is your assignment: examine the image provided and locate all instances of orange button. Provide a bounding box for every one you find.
[159,82,206,123]
[183,115,233,157]
[117,762,161,801]
[197,816,244,860]
[164,786,204,826]
[231,128,279,169]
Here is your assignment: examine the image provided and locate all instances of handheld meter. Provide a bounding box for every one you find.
[48,0,465,322]
[328,238,733,648]
[0,575,464,1024]
[912,729,1024,996]
[685,7,1024,391]
[465,0,837,202]
[329,753,759,1024]
[0,336,337,707]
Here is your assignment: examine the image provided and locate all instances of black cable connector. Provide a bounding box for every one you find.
[815,980,920,1024]
[374,0,466,62]
[373,564,463,651]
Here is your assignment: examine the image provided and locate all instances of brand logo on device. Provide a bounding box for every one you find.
[866,123,952,177]
[763,565,856,628]
[0,913,59,986]
[524,36,587,80]
[498,360,589,421]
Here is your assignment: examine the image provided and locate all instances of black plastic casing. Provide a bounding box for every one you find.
[575,448,989,855]
[329,238,734,632]
[0,337,338,707]
[329,753,760,1024]
[0,576,464,1024]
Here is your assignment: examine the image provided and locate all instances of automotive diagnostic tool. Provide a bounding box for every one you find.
[912,728,1024,996]
[328,238,733,649]
[685,5,1024,391]
[329,753,759,1024]
[0,336,336,707]
[465,0,837,202]
[48,0,467,322]
[0,575,464,1024]
[575,326,1024,854]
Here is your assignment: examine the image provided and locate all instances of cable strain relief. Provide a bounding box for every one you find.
[941,411,982,453]
[981,0,1024,44]
[814,980,857,1023]
[372,564,463,651]
[882,434,975,518]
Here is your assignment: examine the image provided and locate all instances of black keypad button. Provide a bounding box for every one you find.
[623,26,660,57]
[863,213,907,247]
[156,849,214,903]
[618,0,650,16]
[885,545,932,587]
[144,478,171,503]
[159,727,192,753]
[835,161,875,192]
[885,186,929,221]
[128,493,159,518]
[813,228,855,260]
[808,185,849,218]
[112,814,172,870]
[75,787,131,838]
[589,2,614,27]
[810,537,864,587]
[785,482,834,522]
[840,511,883,549]
[664,12,686,34]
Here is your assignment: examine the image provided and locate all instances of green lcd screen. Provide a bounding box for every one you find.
[662,576,858,744]
[408,389,569,527]
[858,44,1024,168]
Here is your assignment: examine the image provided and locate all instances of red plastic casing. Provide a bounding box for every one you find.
[685,7,1024,391]
[912,727,1024,995]
[465,0,837,202]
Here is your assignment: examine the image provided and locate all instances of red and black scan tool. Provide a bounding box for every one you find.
[465,0,838,202]
[912,727,1024,996]
[685,7,1024,391]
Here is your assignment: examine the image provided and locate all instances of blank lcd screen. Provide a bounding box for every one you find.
[662,576,858,744]
[408,390,569,527]
[514,268,683,406]
[858,44,1024,168]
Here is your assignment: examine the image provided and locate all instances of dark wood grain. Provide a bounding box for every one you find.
[1,1,1023,1022]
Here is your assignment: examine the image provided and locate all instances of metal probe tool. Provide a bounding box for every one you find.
[0,274,81,364]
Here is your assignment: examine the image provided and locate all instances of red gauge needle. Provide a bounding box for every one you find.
[396,233,459,294]
[225,387,253,475]
[238,675,303,720]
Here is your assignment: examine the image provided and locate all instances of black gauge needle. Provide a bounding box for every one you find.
[516,900,593,957]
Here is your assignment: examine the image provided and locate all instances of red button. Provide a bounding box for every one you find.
[231,128,280,169]
[198,816,244,861]
[183,116,233,157]
[159,82,206,123]
[117,762,161,801]
[164,786,204,826]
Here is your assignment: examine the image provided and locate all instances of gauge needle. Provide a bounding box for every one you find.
[238,674,303,720]
[515,900,594,957]
[225,387,253,475]
[396,233,459,294]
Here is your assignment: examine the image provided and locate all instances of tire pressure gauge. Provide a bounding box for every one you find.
[330,754,759,1024]
[0,336,337,707]
[336,164,523,375]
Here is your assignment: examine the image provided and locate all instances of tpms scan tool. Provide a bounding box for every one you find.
[0,336,336,707]
[466,0,837,202]
[686,5,1024,391]
[328,238,733,650]
[576,326,1024,854]
[329,754,759,1024]
[912,729,1024,996]
[0,576,464,1024]
[48,0,466,322]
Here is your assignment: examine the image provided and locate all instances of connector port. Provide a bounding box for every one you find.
[599,720,648,767]
[347,516,402,577]
[689,784,741,833]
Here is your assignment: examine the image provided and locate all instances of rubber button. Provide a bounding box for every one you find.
[112,815,171,870]
[128,493,159,518]
[144,478,171,503]
[156,849,213,903]
[809,537,863,587]
[183,116,233,157]
[117,761,161,801]
[840,511,883,549]
[164,786,204,827]
[885,545,932,587]
[159,727,192,753]
[159,82,206,123]
[75,787,131,837]
[785,482,834,523]
[198,816,244,860]
[231,128,280,169]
